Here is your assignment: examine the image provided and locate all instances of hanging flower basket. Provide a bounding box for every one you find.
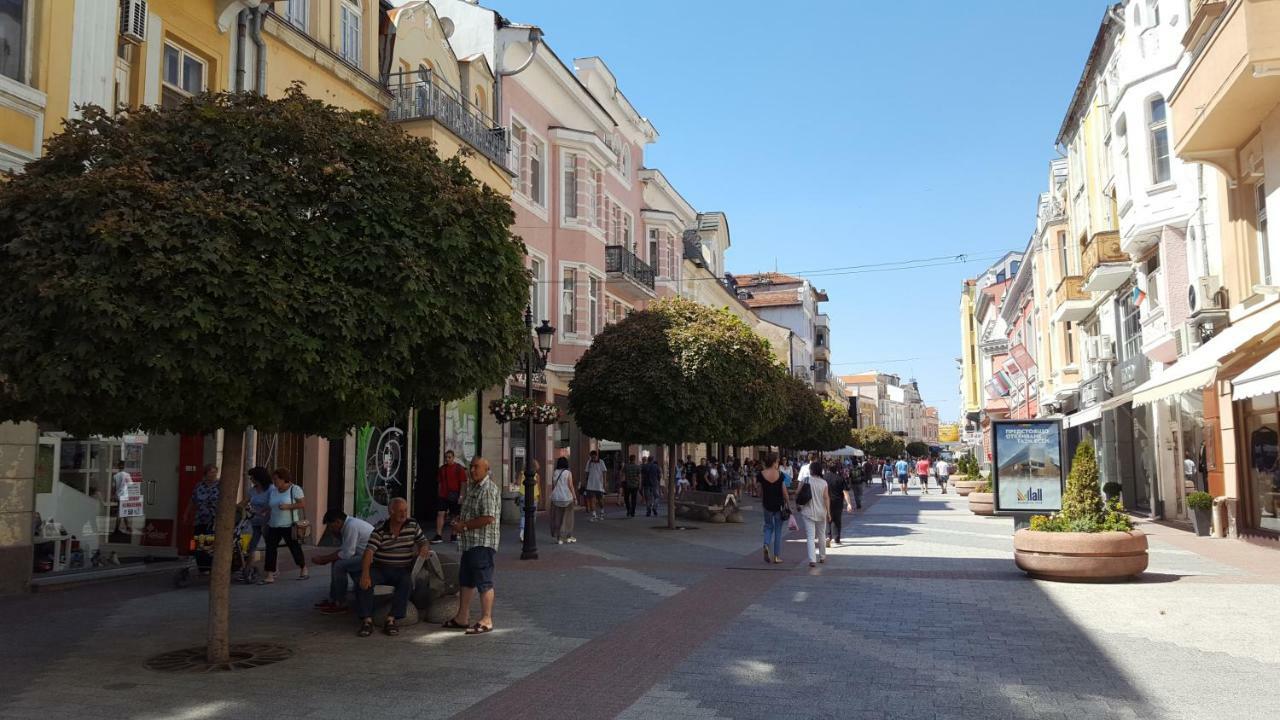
[489,396,531,423]
[529,403,561,424]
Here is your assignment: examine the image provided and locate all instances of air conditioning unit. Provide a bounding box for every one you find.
[119,0,147,43]
[1095,338,1116,363]
[1188,275,1222,317]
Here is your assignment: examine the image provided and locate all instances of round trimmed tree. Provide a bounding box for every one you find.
[0,90,529,663]
[852,426,904,459]
[568,297,787,527]
[755,373,825,450]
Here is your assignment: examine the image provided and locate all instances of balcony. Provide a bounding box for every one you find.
[605,245,656,302]
[1081,231,1131,292]
[1171,0,1280,175]
[387,70,511,171]
[1051,275,1093,323]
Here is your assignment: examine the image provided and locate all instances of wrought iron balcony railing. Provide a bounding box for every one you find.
[605,245,655,292]
[386,69,510,170]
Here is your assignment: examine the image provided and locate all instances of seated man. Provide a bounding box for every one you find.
[354,497,430,637]
[311,509,374,614]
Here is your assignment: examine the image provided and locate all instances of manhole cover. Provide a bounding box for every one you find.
[145,643,293,673]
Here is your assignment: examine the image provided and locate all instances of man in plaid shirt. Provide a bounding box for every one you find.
[444,456,501,635]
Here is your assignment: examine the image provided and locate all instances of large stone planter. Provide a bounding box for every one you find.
[1013,529,1148,582]
[951,478,982,497]
[969,492,994,516]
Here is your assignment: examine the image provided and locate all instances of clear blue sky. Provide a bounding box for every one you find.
[492,0,1112,422]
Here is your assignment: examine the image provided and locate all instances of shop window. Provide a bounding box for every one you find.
[1,0,26,82]
[1244,395,1279,534]
[161,41,207,108]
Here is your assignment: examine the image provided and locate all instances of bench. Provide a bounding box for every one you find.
[675,491,744,524]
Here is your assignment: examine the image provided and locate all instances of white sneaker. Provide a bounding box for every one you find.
[566,537,577,543]
[557,539,564,545]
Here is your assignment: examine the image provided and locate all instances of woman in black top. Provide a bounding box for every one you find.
[757,452,790,563]
[826,464,853,545]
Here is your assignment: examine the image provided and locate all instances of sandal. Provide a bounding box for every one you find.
[384,621,399,636]
[256,573,276,585]
[357,621,373,637]
[441,619,468,630]
[465,623,493,635]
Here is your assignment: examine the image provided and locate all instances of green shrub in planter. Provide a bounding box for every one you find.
[1028,439,1133,533]
[1186,491,1213,511]
[1103,481,1122,499]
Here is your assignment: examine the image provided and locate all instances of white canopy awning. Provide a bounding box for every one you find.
[1233,347,1280,401]
[1064,405,1101,428]
[827,446,865,457]
[1132,303,1280,407]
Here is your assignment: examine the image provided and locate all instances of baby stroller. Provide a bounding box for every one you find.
[174,509,257,587]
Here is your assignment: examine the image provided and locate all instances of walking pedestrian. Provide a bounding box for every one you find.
[694,458,711,491]
[261,468,308,584]
[183,464,221,575]
[622,454,642,517]
[445,457,501,635]
[798,460,830,567]
[916,456,931,494]
[584,450,607,521]
[312,509,374,614]
[894,457,910,495]
[757,452,789,564]
[548,457,577,544]
[241,466,272,581]
[882,458,893,487]
[354,498,430,637]
[433,450,466,543]
[826,462,853,546]
[641,455,662,517]
[935,457,951,495]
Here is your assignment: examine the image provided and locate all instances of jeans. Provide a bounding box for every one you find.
[623,487,639,516]
[643,484,660,515]
[828,508,843,542]
[803,514,828,563]
[246,523,265,557]
[354,564,412,621]
[265,526,305,573]
[762,511,784,559]
[329,556,363,603]
[851,483,864,508]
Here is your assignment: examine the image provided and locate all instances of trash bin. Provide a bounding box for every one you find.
[1211,496,1238,539]
[501,491,521,526]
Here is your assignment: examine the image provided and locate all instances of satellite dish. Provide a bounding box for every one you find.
[440,17,455,38]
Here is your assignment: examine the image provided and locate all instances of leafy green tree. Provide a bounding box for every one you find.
[905,441,931,458]
[755,373,825,449]
[0,90,528,663]
[810,399,854,451]
[569,297,787,527]
[851,426,904,458]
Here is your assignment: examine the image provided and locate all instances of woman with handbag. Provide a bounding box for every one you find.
[260,467,309,584]
[797,460,830,567]
[549,457,577,544]
[757,453,790,564]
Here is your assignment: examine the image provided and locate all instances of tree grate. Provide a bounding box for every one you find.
[145,643,293,673]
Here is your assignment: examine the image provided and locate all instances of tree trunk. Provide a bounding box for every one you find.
[667,443,677,530]
[207,429,246,665]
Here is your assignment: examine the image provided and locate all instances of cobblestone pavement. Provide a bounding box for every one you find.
[3,483,1278,720]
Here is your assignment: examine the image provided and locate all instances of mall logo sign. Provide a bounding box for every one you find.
[1016,486,1044,503]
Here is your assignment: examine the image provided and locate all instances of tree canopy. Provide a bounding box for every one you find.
[753,373,825,449]
[852,426,904,458]
[811,399,854,451]
[906,441,932,458]
[569,297,787,446]
[0,88,529,437]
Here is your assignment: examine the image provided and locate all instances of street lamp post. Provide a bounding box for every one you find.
[522,306,554,561]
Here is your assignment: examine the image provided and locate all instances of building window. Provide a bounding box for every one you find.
[1120,285,1143,360]
[1148,97,1171,185]
[1257,183,1272,286]
[1144,255,1161,310]
[284,0,308,30]
[339,1,361,67]
[592,168,604,229]
[0,0,25,82]
[562,269,577,335]
[622,213,633,251]
[161,42,207,108]
[529,257,544,322]
[588,276,600,336]
[648,228,659,271]
[529,137,545,205]
[1065,322,1074,364]
[1116,115,1130,199]
[563,154,578,220]
[1058,231,1069,275]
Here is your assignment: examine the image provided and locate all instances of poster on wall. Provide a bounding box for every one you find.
[119,477,145,518]
[992,419,1064,514]
[354,422,407,526]
[444,394,479,462]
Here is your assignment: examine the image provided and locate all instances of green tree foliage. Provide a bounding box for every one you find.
[905,441,931,458]
[0,89,528,437]
[810,399,854,451]
[851,426,904,458]
[569,297,787,526]
[755,373,824,449]
[0,89,528,662]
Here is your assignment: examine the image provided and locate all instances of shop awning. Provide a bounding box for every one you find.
[1233,347,1280,401]
[1064,405,1101,428]
[1132,302,1280,407]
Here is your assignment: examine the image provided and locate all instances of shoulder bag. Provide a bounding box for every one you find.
[290,484,310,542]
[795,480,813,507]
[551,469,574,507]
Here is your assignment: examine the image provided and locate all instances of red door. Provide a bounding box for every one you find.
[176,435,205,555]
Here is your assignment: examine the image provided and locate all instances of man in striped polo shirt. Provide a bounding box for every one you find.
[354,497,430,637]
[444,456,501,635]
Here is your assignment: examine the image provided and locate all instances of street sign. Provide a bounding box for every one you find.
[992,419,1064,515]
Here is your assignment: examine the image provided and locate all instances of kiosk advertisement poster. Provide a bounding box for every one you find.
[992,419,1064,514]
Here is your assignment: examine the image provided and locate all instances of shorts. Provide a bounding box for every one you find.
[459,546,496,592]
[438,499,461,517]
[585,490,604,500]
[897,474,909,484]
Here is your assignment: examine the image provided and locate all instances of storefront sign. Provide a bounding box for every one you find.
[992,419,1065,514]
[140,519,173,547]
[1115,354,1150,395]
[1080,373,1108,408]
[120,480,145,517]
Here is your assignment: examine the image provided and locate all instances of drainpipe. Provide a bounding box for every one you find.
[250,7,267,95]
[1106,4,1126,28]
[235,9,249,92]
[494,27,543,123]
